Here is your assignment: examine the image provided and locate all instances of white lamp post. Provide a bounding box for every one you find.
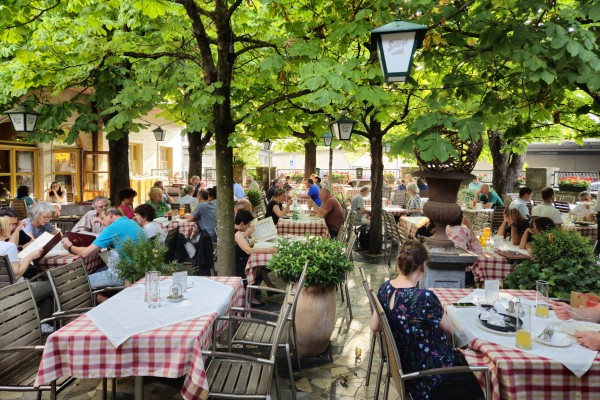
[4,105,39,132]
[323,133,334,186]
[371,20,428,83]
[263,139,272,185]
[329,115,356,141]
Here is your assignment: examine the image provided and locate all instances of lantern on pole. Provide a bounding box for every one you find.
[371,20,428,83]
[3,105,39,132]
[329,115,356,141]
[153,126,166,141]
[322,133,333,147]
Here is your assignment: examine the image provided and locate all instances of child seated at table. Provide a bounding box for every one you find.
[371,240,484,400]
[234,210,277,307]
[519,217,556,250]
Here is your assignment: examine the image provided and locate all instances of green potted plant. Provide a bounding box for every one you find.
[503,229,599,298]
[246,189,262,208]
[558,176,592,193]
[114,236,181,283]
[267,236,354,356]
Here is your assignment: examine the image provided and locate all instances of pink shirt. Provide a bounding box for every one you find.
[118,205,135,219]
[446,225,483,256]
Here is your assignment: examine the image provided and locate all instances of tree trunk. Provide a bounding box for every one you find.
[108,132,130,203]
[488,131,526,196]
[187,131,204,180]
[304,140,317,179]
[368,126,384,254]
[215,128,235,276]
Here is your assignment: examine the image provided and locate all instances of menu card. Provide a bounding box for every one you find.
[252,217,278,242]
[172,271,188,293]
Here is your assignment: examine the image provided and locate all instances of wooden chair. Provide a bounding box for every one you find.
[491,206,505,233]
[560,194,576,204]
[457,191,466,206]
[53,220,76,233]
[359,267,386,400]
[254,203,266,220]
[0,255,15,289]
[472,213,490,232]
[66,193,74,202]
[338,230,356,320]
[208,264,307,400]
[373,295,492,400]
[382,187,392,201]
[553,201,570,213]
[0,281,76,399]
[383,210,403,267]
[9,199,28,220]
[392,190,407,207]
[501,195,514,206]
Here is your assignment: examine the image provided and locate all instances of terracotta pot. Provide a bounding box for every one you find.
[294,284,336,356]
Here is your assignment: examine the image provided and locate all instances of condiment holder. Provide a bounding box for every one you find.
[167,283,184,303]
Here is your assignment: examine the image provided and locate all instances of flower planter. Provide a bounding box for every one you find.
[558,185,589,193]
[294,284,336,356]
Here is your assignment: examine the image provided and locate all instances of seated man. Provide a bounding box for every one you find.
[188,186,217,242]
[298,178,321,206]
[570,191,596,221]
[234,198,253,216]
[309,187,344,238]
[233,179,245,201]
[350,186,372,226]
[62,207,145,289]
[531,187,563,226]
[477,184,503,209]
[509,187,533,218]
[71,195,109,234]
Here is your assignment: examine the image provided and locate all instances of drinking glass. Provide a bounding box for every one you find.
[484,280,500,304]
[179,207,185,218]
[515,303,532,350]
[146,271,161,309]
[535,280,549,318]
[483,223,491,239]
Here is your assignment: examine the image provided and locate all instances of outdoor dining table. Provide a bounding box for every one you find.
[276,216,330,238]
[471,251,516,284]
[398,216,429,238]
[434,288,600,400]
[37,243,105,274]
[35,276,245,400]
[155,218,199,239]
[563,222,598,242]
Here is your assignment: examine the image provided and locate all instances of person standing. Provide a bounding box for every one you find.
[246,176,260,192]
[233,180,245,201]
[468,177,482,191]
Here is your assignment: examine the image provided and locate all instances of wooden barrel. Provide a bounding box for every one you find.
[294,284,336,356]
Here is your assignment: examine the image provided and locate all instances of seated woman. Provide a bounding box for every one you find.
[497,207,529,245]
[16,185,36,208]
[0,217,54,332]
[22,202,59,240]
[265,188,291,224]
[553,301,600,350]
[371,240,484,400]
[519,216,555,250]
[417,177,429,191]
[405,182,423,216]
[117,188,137,219]
[234,210,277,307]
[45,181,67,204]
[146,187,170,218]
[178,185,198,211]
[134,203,166,242]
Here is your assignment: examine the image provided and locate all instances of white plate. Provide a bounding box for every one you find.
[533,332,571,347]
[560,321,600,336]
[477,318,515,335]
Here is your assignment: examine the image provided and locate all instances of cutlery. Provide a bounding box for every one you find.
[536,324,555,342]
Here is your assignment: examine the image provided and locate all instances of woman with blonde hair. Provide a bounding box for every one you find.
[146,187,170,218]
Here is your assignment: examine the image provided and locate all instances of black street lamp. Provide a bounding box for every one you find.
[153,126,166,141]
[262,139,272,151]
[262,139,272,183]
[383,143,391,154]
[329,115,356,141]
[371,20,428,83]
[3,105,39,132]
[322,133,333,147]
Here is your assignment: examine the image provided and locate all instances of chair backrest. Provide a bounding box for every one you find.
[346,210,358,231]
[345,230,357,260]
[0,254,15,288]
[397,217,409,243]
[274,261,308,357]
[383,210,401,244]
[336,223,348,242]
[392,190,407,207]
[491,206,505,233]
[373,290,408,398]
[456,192,466,206]
[66,193,74,202]
[501,195,513,206]
[472,213,490,231]
[254,203,266,220]
[0,281,42,381]
[382,187,392,201]
[164,226,180,248]
[553,201,570,213]
[560,195,576,204]
[9,199,28,220]
[532,199,542,206]
[47,259,94,313]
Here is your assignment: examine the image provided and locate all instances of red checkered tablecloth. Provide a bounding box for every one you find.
[564,224,598,242]
[276,218,330,238]
[471,252,514,284]
[245,253,274,286]
[38,252,105,274]
[433,288,600,400]
[161,220,199,239]
[35,277,245,400]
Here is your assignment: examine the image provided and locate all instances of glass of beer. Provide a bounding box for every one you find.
[179,207,185,218]
[535,280,550,318]
[515,303,532,350]
[483,223,491,239]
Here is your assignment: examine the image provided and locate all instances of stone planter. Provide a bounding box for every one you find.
[294,284,336,356]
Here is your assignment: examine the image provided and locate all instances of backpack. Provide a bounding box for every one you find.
[192,230,215,276]
[165,232,190,263]
[358,226,370,250]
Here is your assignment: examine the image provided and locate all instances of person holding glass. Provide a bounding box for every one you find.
[371,240,483,400]
[553,302,600,350]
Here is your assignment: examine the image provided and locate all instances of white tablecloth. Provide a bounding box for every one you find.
[448,289,597,377]
[87,276,234,347]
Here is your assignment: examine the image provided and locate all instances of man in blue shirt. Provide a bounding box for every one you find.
[189,186,217,242]
[298,178,322,206]
[233,180,245,201]
[62,207,145,290]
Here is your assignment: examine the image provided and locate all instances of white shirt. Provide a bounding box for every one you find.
[571,202,596,217]
[532,203,563,225]
[143,222,166,242]
[0,241,19,263]
[509,198,530,218]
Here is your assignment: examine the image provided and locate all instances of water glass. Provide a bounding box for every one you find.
[515,303,532,350]
[484,280,500,304]
[146,271,161,309]
[535,280,549,318]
